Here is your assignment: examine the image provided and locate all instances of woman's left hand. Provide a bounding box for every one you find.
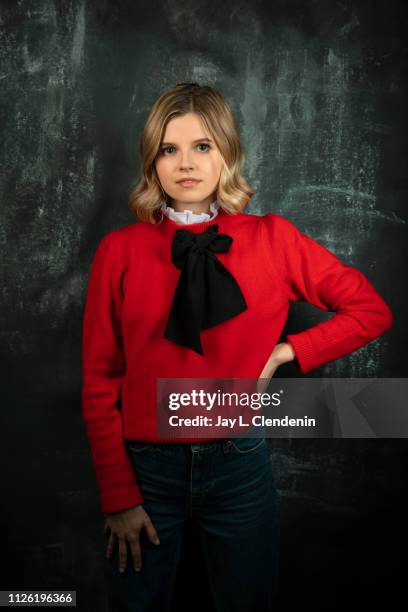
[257,342,296,392]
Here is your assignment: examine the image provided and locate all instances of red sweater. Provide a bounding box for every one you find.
[81,208,393,513]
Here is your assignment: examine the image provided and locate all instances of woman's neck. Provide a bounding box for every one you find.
[168,199,215,215]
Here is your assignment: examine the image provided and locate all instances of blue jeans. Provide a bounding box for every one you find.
[104,438,280,612]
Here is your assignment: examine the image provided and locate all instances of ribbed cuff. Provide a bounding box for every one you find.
[285,331,320,374]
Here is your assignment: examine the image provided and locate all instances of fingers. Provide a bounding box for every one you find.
[117,537,128,573]
[105,533,114,559]
[105,531,144,573]
[144,516,161,546]
[257,377,269,394]
[104,512,161,575]
[129,536,142,572]
[257,364,278,393]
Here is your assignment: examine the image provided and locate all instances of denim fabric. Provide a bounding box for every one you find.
[104,438,280,612]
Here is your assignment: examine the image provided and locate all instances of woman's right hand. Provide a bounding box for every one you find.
[104,504,160,573]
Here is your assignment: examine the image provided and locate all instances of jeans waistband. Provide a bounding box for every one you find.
[125,438,231,454]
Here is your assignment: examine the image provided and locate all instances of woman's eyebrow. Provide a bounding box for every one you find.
[160,138,213,146]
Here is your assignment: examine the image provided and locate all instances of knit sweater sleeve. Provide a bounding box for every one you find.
[81,230,144,514]
[262,213,393,374]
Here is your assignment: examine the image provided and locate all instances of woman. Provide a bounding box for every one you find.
[81,83,393,611]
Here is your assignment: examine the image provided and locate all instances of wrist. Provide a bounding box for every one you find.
[273,342,296,366]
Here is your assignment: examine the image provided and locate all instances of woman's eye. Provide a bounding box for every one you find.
[160,143,211,155]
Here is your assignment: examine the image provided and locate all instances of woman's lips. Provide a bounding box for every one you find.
[176,180,201,187]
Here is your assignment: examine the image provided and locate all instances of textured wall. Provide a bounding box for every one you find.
[1,0,407,610]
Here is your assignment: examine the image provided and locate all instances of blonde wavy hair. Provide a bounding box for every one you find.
[128,82,255,224]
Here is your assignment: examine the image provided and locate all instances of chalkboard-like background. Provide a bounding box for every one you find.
[1,0,407,610]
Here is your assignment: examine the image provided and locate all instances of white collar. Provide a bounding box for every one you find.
[162,200,220,225]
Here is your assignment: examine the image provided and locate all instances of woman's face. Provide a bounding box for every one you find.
[154,112,224,211]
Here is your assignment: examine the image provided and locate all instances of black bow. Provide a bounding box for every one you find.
[164,224,248,355]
